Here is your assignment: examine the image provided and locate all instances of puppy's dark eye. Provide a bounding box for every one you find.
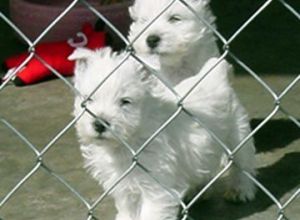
[120,98,133,107]
[168,15,181,23]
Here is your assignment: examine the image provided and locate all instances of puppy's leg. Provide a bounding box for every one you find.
[115,213,133,220]
[223,104,256,202]
[139,192,180,220]
[223,163,256,202]
[114,191,141,220]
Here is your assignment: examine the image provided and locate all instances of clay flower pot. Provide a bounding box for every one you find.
[9,0,131,42]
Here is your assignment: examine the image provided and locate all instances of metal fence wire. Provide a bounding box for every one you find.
[0,0,299,220]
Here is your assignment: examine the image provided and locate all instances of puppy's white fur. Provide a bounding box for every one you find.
[70,48,256,220]
[128,0,220,85]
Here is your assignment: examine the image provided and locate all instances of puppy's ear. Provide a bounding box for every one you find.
[137,65,159,92]
[139,66,152,82]
[68,47,94,61]
[128,6,137,21]
[190,0,209,5]
[69,48,95,92]
[189,0,210,11]
[69,48,94,77]
[135,55,160,86]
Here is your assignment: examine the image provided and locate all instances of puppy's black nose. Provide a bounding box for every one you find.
[146,35,161,49]
[93,119,110,134]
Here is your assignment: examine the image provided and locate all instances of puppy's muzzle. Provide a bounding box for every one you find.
[93,119,110,135]
[146,35,161,49]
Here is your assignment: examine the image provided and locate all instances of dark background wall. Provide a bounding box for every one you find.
[211,0,299,74]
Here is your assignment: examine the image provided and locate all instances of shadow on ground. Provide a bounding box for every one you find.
[188,153,299,220]
[187,118,300,220]
[251,119,300,153]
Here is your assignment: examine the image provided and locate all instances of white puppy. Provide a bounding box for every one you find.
[69,48,256,220]
[128,0,220,85]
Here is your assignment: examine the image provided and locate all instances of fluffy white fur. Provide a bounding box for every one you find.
[128,0,220,85]
[69,47,256,220]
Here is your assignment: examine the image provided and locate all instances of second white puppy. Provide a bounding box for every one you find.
[70,48,256,220]
[128,0,220,85]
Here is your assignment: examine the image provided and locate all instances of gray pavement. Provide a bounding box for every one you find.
[0,74,299,220]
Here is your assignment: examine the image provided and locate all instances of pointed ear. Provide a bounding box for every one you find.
[69,48,95,79]
[189,0,210,12]
[135,55,161,86]
[137,65,161,93]
[138,66,151,82]
[128,5,138,21]
[68,47,94,61]
[69,48,94,92]
[190,0,209,5]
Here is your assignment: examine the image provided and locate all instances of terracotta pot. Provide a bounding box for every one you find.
[9,0,131,42]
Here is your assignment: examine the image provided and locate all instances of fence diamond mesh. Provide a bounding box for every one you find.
[0,0,299,220]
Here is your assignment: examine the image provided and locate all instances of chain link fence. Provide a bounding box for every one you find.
[0,0,299,219]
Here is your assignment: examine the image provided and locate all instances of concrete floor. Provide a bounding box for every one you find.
[0,74,299,220]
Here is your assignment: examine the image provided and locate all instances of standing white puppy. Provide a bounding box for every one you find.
[128,0,220,85]
[69,47,256,220]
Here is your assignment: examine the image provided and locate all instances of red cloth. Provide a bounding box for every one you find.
[3,23,106,85]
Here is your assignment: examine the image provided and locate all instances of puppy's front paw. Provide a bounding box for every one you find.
[223,184,256,203]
